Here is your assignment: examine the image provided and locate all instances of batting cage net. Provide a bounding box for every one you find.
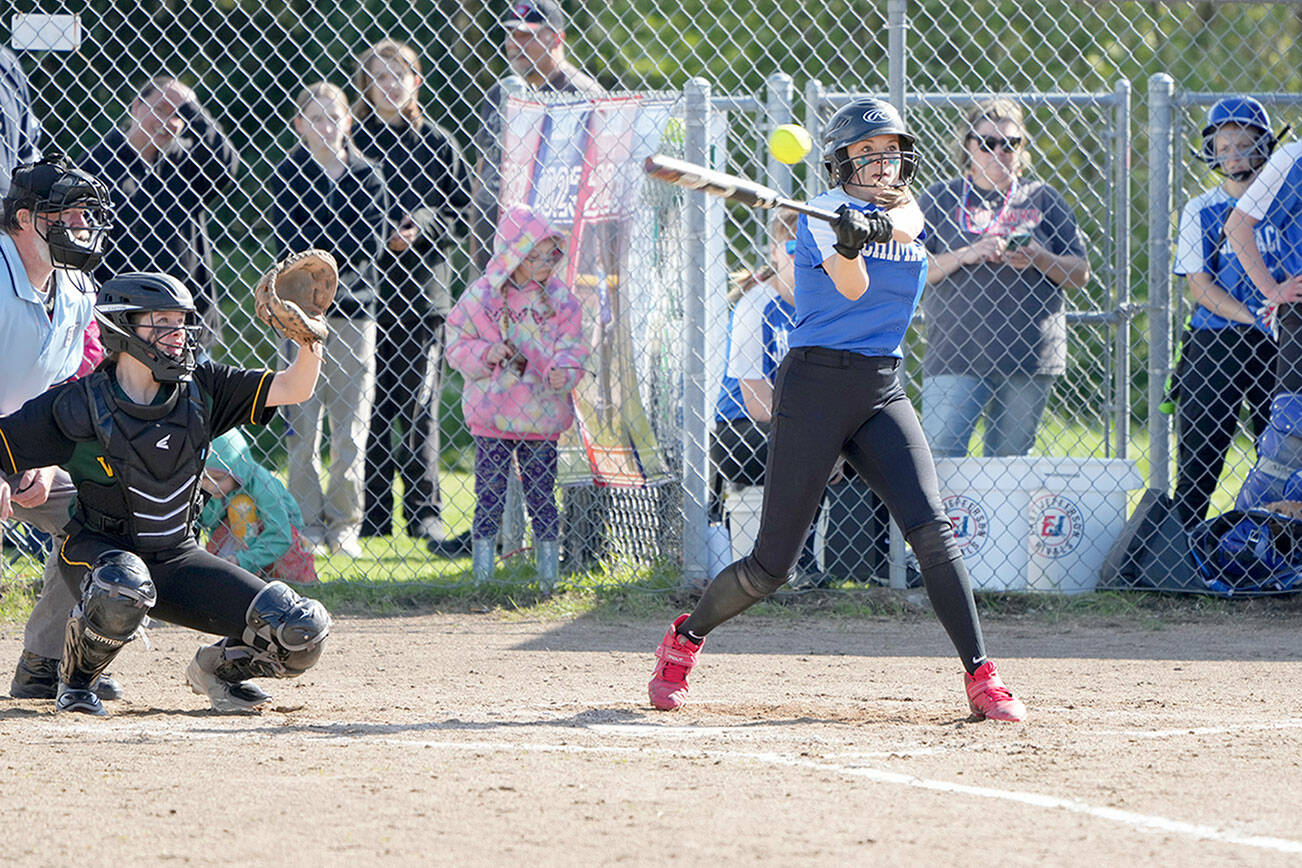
[4,1,1302,598]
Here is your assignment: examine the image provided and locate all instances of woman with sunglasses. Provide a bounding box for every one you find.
[648,98,1027,723]
[918,99,1090,459]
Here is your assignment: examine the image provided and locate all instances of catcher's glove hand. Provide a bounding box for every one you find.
[255,249,338,345]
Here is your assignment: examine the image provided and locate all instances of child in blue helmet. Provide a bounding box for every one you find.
[1171,97,1288,525]
[647,97,1026,723]
[1225,101,1302,511]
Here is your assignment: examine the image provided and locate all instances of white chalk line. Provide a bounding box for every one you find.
[36,716,1302,856]
[1091,718,1302,739]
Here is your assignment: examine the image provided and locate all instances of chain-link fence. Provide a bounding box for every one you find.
[5,1,1302,596]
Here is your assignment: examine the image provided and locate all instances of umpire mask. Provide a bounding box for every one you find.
[3,155,114,273]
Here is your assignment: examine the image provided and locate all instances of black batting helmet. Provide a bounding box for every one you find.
[2,153,113,273]
[96,273,202,383]
[822,98,918,188]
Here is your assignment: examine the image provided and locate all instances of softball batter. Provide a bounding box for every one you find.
[648,98,1026,722]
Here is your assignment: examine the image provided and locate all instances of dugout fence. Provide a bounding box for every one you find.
[3,2,1302,597]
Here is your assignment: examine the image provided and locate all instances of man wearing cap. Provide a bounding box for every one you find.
[81,75,239,347]
[0,46,43,197]
[0,156,122,701]
[469,0,606,270]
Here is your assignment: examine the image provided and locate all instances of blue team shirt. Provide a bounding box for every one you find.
[1237,140,1302,279]
[715,283,796,422]
[790,188,928,357]
[1174,185,1282,330]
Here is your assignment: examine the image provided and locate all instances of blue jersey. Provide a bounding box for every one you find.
[1174,185,1282,330]
[1237,140,1302,279]
[790,188,928,357]
[715,283,796,422]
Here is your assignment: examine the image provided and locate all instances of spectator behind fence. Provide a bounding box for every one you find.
[1223,115,1302,510]
[1171,97,1287,526]
[470,0,604,271]
[351,39,472,545]
[82,75,239,347]
[445,206,589,592]
[0,46,43,196]
[272,81,389,559]
[2,156,118,703]
[918,98,1090,458]
[711,209,824,588]
[200,429,318,585]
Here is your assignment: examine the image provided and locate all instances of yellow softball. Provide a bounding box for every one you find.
[768,123,813,164]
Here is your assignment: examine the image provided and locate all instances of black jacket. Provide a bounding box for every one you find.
[352,115,470,320]
[271,145,389,319]
[83,101,240,320]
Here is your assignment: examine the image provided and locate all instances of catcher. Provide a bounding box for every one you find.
[0,254,336,716]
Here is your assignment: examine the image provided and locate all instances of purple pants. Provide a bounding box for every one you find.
[472,436,560,541]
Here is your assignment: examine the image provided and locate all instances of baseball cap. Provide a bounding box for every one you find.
[500,0,567,31]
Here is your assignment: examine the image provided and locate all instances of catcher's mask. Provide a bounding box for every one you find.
[2,153,113,273]
[1195,97,1288,182]
[96,272,202,383]
[822,98,918,189]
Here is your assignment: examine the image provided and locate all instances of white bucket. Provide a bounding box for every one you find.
[935,457,1142,594]
[726,485,766,562]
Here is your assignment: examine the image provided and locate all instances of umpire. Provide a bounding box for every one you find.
[1,155,119,700]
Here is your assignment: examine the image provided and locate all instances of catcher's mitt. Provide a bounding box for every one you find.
[254,249,338,345]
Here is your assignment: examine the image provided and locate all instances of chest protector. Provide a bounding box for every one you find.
[63,371,210,553]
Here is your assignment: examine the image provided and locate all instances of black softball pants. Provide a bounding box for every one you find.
[60,531,266,640]
[1173,326,1276,525]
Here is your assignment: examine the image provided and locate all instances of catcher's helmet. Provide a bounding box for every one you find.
[822,98,918,188]
[96,272,202,383]
[1197,97,1287,181]
[2,153,113,273]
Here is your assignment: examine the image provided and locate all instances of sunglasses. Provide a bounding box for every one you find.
[968,134,1023,153]
[523,246,564,265]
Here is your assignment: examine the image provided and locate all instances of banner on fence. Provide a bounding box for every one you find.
[498,93,676,487]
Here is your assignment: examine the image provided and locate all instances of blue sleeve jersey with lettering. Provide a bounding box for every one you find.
[1236,140,1302,278]
[790,188,927,357]
[1174,185,1283,330]
[714,282,797,422]
[0,234,96,416]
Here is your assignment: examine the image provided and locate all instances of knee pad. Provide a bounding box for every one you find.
[906,521,963,571]
[62,550,155,689]
[80,550,157,641]
[734,554,790,598]
[225,582,331,679]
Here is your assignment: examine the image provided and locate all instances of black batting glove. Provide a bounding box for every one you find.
[831,205,894,259]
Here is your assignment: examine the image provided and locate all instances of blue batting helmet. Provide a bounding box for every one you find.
[1198,97,1284,180]
[822,98,918,187]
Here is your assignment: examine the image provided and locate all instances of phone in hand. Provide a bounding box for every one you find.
[1005,230,1033,250]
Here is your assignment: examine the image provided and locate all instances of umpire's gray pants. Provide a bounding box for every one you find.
[6,469,77,660]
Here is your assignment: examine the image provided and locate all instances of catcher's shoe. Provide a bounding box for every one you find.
[964,660,1027,722]
[10,651,123,701]
[648,614,703,711]
[55,682,107,717]
[186,652,271,713]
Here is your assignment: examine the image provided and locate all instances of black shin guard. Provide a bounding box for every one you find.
[679,555,786,640]
[60,551,156,690]
[907,522,987,674]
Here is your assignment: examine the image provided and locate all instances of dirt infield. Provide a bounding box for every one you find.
[2,610,1301,866]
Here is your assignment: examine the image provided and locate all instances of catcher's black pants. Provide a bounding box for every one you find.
[60,530,264,640]
[363,316,444,537]
[1173,325,1276,526]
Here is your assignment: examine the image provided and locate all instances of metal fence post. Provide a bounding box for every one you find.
[681,78,712,586]
[1112,78,1132,460]
[1148,73,1175,494]
[888,0,907,114]
[765,72,794,195]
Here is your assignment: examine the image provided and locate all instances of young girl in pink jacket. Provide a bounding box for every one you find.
[446,206,589,589]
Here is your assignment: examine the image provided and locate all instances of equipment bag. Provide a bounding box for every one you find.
[1189,509,1302,596]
